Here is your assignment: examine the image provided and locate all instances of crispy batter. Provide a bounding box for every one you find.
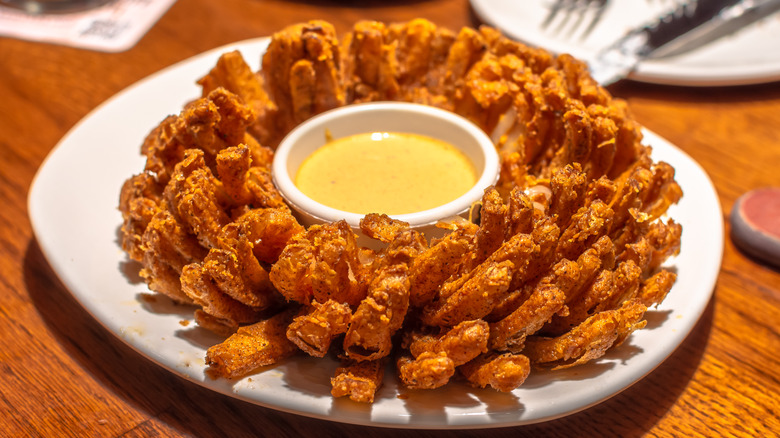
[437,231,534,302]
[119,19,686,403]
[343,264,411,361]
[174,207,300,328]
[342,20,401,102]
[198,50,278,145]
[422,260,513,327]
[459,352,531,392]
[472,187,508,267]
[140,209,207,304]
[198,245,276,309]
[397,352,455,389]
[194,309,238,338]
[489,281,568,352]
[215,144,285,209]
[119,172,164,261]
[409,226,476,308]
[555,199,614,262]
[543,259,641,336]
[206,309,298,378]
[444,26,488,87]
[637,269,677,307]
[262,20,345,142]
[180,261,263,326]
[163,149,231,249]
[143,88,259,185]
[286,299,352,357]
[524,299,647,369]
[342,216,428,361]
[230,207,304,264]
[519,217,562,289]
[549,163,589,228]
[407,319,489,365]
[331,357,387,403]
[269,220,366,307]
[505,186,536,237]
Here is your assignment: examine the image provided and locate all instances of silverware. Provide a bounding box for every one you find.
[588,0,780,85]
[541,0,609,39]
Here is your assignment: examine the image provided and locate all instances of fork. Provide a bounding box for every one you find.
[541,0,609,40]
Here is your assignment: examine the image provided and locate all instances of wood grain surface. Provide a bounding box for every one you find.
[1,0,778,436]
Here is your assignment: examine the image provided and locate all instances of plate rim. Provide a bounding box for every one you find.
[469,0,780,87]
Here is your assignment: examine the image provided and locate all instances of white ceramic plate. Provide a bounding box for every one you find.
[471,0,780,86]
[28,38,723,429]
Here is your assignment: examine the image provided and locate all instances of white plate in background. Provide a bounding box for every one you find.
[471,0,780,86]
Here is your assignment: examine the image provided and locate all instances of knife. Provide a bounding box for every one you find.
[588,0,780,85]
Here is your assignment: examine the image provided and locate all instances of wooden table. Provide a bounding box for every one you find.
[2,0,778,436]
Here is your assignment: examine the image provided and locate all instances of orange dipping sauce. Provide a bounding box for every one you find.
[295,132,477,215]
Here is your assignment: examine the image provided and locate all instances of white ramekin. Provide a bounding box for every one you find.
[272,102,500,244]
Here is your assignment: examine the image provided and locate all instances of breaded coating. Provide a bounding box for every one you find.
[397,320,488,389]
[393,18,439,84]
[422,260,513,327]
[472,187,508,267]
[505,186,536,237]
[341,20,401,102]
[143,88,258,185]
[459,352,531,392]
[286,299,352,357]
[119,19,687,403]
[489,283,568,352]
[438,231,535,303]
[519,217,562,289]
[549,163,588,228]
[215,144,286,209]
[343,265,411,361]
[544,260,641,335]
[140,209,207,304]
[524,299,647,369]
[119,172,164,261]
[397,352,455,389]
[359,213,413,244]
[559,235,616,306]
[444,26,488,87]
[206,309,298,378]
[261,20,345,140]
[163,149,231,249]
[199,245,276,309]
[194,309,238,338]
[175,207,300,328]
[409,226,476,308]
[341,216,428,361]
[407,319,489,365]
[555,199,614,262]
[180,262,263,326]
[269,221,366,307]
[453,52,517,135]
[641,162,684,222]
[593,260,642,313]
[197,50,278,145]
[637,270,677,307]
[228,207,304,264]
[331,358,387,403]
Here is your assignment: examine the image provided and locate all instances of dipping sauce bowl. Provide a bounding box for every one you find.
[272,102,500,244]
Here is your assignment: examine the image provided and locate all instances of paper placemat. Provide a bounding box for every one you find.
[0,0,177,52]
